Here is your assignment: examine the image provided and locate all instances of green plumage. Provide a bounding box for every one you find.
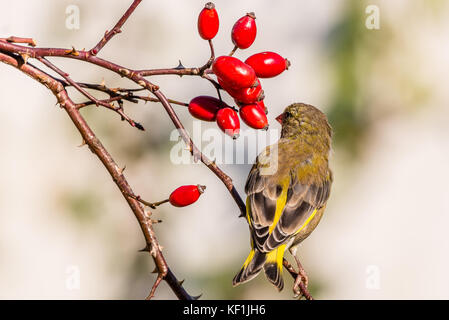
[233,103,333,290]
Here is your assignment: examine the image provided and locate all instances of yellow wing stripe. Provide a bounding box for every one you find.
[294,208,318,235]
[246,183,318,244]
[245,197,252,225]
[268,180,289,234]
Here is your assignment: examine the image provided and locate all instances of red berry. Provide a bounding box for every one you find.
[239,104,268,130]
[212,56,257,89]
[169,185,205,207]
[231,12,257,49]
[188,96,226,121]
[216,107,240,139]
[197,2,219,40]
[256,100,268,114]
[245,52,290,78]
[220,78,264,104]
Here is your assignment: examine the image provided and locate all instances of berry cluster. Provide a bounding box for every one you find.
[147,2,290,210]
[191,2,290,139]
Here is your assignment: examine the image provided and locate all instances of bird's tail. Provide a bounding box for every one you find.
[232,248,266,286]
[263,244,286,291]
[232,244,286,291]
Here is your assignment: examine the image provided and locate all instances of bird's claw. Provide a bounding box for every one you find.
[292,266,308,299]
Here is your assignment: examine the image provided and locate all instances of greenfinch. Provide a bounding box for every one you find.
[233,103,333,291]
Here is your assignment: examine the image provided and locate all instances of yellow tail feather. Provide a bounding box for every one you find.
[263,245,286,291]
[265,244,286,272]
[233,244,287,290]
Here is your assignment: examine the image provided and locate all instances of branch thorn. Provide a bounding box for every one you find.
[119,165,126,175]
[78,139,87,147]
[193,294,203,300]
[19,53,30,64]
[139,245,150,253]
[64,46,79,56]
[175,60,185,70]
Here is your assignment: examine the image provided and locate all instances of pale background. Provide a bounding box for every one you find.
[0,0,448,299]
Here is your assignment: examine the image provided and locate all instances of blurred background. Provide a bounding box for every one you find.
[0,0,448,299]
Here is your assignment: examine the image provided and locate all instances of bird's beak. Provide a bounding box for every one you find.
[275,113,284,125]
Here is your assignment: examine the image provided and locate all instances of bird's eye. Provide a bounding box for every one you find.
[284,111,292,118]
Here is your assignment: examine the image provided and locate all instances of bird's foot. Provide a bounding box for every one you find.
[291,253,309,299]
[292,267,309,299]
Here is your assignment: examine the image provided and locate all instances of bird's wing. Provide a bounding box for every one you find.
[245,158,331,253]
[261,171,331,252]
[245,163,281,252]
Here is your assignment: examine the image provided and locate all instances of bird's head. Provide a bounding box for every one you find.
[276,103,332,140]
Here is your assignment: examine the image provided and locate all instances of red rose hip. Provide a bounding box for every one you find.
[169,185,206,207]
[256,100,268,114]
[220,79,264,104]
[245,52,290,78]
[239,104,268,130]
[216,107,240,139]
[231,12,257,49]
[212,56,257,89]
[197,2,219,40]
[188,96,226,121]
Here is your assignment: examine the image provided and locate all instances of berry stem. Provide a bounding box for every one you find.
[199,40,215,74]
[149,198,170,209]
[202,73,223,102]
[229,45,238,57]
[128,194,169,209]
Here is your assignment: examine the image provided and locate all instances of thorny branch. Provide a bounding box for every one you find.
[0,48,194,300]
[0,0,313,300]
[37,56,144,130]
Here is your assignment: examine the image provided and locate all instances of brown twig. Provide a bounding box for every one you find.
[0,41,160,93]
[90,0,142,56]
[23,61,143,106]
[37,56,144,130]
[76,95,128,109]
[127,194,170,209]
[199,39,215,73]
[2,36,36,47]
[146,273,164,300]
[202,73,223,101]
[139,39,214,77]
[139,66,201,77]
[138,95,189,107]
